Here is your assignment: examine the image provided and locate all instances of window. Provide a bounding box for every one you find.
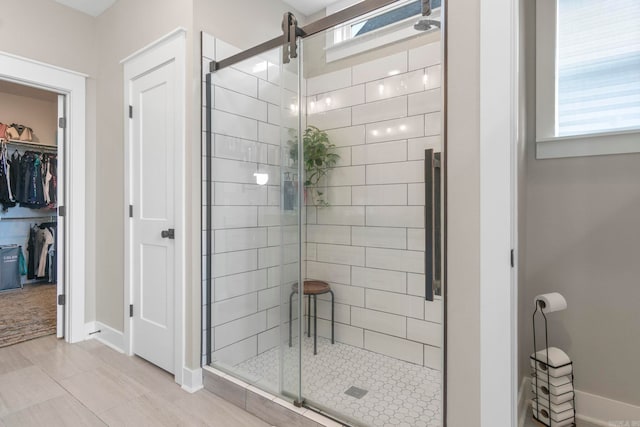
[326,0,441,62]
[536,0,640,158]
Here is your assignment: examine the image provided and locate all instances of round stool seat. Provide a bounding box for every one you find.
[292,280,331,295]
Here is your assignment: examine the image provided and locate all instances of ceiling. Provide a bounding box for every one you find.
[54,0,117,17]
[53,0,333,19]
[283,0,336,16]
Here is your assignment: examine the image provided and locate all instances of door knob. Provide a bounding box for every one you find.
[161,229,175,239]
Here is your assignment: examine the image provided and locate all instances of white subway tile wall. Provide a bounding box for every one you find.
[203,33,443,370]
[202,34,299,370]
[304,40,443,369]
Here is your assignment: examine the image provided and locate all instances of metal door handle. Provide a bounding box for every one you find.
[424,149,441,302]
[161,229,175,239]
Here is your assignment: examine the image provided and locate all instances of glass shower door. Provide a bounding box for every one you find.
[297,3,445,425]
[205,2,446,423]
[205,40,302,403]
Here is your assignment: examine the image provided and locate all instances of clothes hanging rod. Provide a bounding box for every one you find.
[210,0,400,72]
[0,138,57,152]
[0,215,56,222]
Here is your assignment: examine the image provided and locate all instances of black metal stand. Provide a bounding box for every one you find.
[532,301,576,427]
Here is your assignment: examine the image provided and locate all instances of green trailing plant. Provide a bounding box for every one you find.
[289,125,340,207]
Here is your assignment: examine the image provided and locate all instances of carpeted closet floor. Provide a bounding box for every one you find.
[0,284,57,348]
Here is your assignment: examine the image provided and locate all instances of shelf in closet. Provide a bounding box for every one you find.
[0,138,57,153]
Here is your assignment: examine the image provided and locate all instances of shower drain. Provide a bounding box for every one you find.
[344,386,368,399]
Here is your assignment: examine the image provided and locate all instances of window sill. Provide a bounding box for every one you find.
[536,129,640,159]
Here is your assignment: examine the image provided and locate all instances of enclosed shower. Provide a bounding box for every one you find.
[202,0,445,425]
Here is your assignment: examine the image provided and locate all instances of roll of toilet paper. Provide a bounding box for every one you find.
[534,293,567,313]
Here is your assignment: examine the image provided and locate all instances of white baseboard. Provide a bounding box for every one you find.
[575,389,640,426]
[88,321,125,353]
[518,376,640,427]
[181,367,203,393]
[518,377,531,427]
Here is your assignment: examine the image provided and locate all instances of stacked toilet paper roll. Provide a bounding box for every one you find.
[530,293,575,426]
[530,347,575,426]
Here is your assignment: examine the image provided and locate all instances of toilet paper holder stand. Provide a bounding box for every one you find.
[532,300,576,427]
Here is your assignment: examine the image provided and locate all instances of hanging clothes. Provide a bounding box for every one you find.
[0,144,16,211]
[43,154,57,207]
[36,227,54,278]
[27,226,37,280]
[20,152,44,208]
[0,145,57,211]
[18,247,27,276]
[47,225,57,283]
[49,155,57,207]
[26,223,57,281]
[9,150,21,202]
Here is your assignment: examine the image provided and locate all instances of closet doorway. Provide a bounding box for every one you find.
[0,51,87,344]
[0,79,65,346]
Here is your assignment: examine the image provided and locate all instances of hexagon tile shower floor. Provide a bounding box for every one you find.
[235,337,442,427]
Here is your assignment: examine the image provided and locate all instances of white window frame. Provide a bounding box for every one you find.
[325,0,441,62]
[536,0,640,159]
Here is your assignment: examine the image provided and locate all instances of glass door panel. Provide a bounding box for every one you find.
[205,43,301,402]
[299,2,445,425]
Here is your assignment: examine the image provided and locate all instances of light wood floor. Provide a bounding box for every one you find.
[0,335,270,426]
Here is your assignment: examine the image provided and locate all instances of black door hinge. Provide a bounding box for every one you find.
[129,105,133,119]
[58,206,65,217]
[58,117,67,129]
[129,304,134,317]
[510,249,515,268]
[129,205,133,218]
[58,294,65,305]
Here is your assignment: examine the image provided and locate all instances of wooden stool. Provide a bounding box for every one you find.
[289,280,334,355]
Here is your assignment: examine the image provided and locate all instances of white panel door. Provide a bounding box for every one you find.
[131,60,176,373]
[56,94,65,338]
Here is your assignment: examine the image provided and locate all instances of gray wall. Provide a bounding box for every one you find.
[446,0,481,424]
[93,0,194,334]
[524,153,640,406]
[520,0,640,408]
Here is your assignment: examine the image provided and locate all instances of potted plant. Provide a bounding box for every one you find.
[288,125,340,207]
